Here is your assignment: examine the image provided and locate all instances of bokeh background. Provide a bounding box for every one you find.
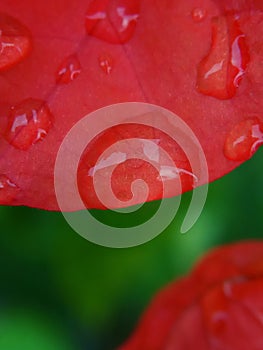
[0,147,262,350]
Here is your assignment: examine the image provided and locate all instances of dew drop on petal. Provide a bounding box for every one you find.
[197,15,250,99]
[5,98,53,150]
[0,174,19,204]
[88,151,127,176]
[191,8,207,22]
[98,52,114,74]
[0,12,32,72]
[157,166,198,185]
[224,117,263,161]
[211,311,228,335]
[85,0,140,44]
[56,55,81,84]
[142,139,160,163]
[202,287,229,338]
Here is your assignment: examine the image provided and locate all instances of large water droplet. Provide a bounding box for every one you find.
[98,53,114,74]
[191,8,207,22]
[0,174,19,204]
[85,0,140,44]
[197,15,250,99]
[224,117,263,161]
[56,55,81,84]
[0,12,32,72]
[5,98,53,150]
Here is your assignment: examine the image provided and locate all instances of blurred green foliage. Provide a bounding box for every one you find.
[0,147,262,349]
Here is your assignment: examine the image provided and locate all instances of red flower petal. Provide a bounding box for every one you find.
[0,0,263,210]
[120,241,263,350]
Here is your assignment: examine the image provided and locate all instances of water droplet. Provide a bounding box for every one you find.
[197,15,250,99]
[0,175,19,204]
[5,98,53,150]
[202,287,229,338]
[56,55,81,84]
[88,152,127,176]
[85,0,140,44]
[0,12,32,72]
[211,311,228,334]
[98,53,114,74]
[223,276,246,298]
[224,117,263,161]
[142,139,160,163]
[158,166,198,183]
[191,8,207,22]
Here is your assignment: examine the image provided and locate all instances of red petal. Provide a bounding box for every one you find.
[120,241,263,350]
[0,0,263,210]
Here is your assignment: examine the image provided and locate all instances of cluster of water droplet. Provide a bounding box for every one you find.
[0,2,262,206]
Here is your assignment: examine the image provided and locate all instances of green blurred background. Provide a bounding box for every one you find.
[0,147,262,350]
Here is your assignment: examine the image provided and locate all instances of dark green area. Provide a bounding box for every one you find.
[0,148,263,349]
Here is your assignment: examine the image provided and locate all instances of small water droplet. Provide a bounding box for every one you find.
[202,287,230,338]
[157,166,198,183]
[142,139,160,163]
[191,8,207,22]
[224,117,263,161]
[98,53,114,74]
[0,12,32,72]
[197,15,250,99]
[56,55,81,84]
[88,152,127,176]
[5,98,53,150]
[211,311,228,335]
[85,0,140,44]
[0,174,19,204]
[223,276,246,298]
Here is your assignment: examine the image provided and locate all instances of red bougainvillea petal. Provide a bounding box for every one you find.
[120,241,263,350]
[0,1,263,210]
